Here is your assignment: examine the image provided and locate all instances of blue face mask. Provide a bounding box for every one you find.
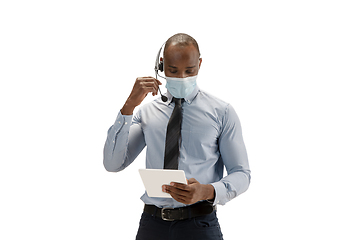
[165,75,197,98]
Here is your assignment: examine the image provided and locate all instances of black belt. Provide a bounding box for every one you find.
[144,201,216,221]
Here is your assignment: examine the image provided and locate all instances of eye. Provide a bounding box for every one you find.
[169,70,177,74]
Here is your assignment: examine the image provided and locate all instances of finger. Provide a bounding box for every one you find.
[148,79,162,90]
[170,182,190,191]
[168,190,188,203]
[170,193,187,204]
[165,185,187,195]
[138,82,158,94]
[166,186,190,199]
[138,77,162,86]
[138,77,157,82]
[139,81,159,87]
[137,78,161,95]
[140,86,157,95]
[140,81,159,90]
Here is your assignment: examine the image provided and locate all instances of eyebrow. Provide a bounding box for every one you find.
[168,65,196,69]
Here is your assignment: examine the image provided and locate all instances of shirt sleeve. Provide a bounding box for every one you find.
[103,109,146,172]
[210,104,251,205]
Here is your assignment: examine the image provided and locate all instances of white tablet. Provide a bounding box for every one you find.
[138,169,187,198]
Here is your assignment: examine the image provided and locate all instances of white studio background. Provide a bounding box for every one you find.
[1,1,359,239]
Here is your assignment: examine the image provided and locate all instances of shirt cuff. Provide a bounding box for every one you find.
[117,109,133,118]
[111,111,133,139]
[115,110,132,123]
[210,181,227,206]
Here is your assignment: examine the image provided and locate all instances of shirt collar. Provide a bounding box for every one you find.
[165,85,200,105]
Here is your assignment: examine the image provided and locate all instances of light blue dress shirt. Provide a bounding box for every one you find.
[103,85,251,208]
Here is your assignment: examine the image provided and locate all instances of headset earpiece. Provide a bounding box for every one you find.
[158,61,164,72]
[155,42,165,74]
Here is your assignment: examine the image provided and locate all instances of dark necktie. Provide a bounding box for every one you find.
[163,98,183,170]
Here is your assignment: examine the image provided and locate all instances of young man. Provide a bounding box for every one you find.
[103,33,250,240]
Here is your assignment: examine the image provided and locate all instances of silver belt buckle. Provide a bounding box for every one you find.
[161,207,175,221]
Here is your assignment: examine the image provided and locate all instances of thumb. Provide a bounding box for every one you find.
[187,178,198,185]
[156,79,162,85]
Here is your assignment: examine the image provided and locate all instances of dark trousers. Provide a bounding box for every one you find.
[135,211,224,240]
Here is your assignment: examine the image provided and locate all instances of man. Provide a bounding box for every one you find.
[103,33,250,240]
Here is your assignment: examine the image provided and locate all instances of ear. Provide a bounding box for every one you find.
[198,58,203,69]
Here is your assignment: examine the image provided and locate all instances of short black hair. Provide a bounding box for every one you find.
[164,33,201,57]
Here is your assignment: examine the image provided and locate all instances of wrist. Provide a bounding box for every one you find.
[121,101,136,115]
[204,184,215,201]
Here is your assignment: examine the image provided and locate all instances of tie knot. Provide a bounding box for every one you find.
[173,98,183,106]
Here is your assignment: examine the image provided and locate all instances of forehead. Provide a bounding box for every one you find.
[163,44,199,65]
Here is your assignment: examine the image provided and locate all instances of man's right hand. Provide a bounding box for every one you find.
[121,77,162,115]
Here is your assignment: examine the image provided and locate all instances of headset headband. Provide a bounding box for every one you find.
[154,42,166,80]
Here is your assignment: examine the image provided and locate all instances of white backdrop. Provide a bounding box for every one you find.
[1,1,359,239]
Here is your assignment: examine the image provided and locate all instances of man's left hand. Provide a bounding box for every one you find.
[162,178,215,205]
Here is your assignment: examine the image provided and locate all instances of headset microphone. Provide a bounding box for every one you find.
[155,42,168,102]
[158,86,168,102]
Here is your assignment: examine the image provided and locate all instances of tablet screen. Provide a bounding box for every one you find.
[138,169,187,198]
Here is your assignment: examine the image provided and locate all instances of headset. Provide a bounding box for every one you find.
[154,42,166,79]
[154,42,168,102]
